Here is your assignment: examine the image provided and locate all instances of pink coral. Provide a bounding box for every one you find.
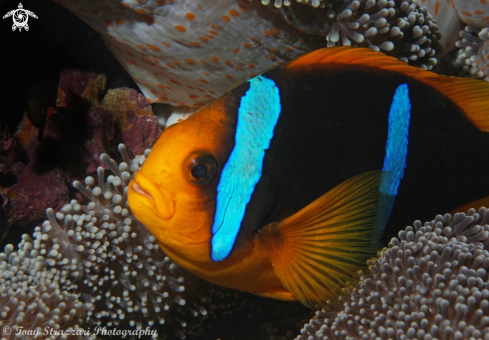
[56,70,100,107]
[2,163,69,227]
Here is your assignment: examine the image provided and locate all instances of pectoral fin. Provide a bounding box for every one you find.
[260,171,391,308]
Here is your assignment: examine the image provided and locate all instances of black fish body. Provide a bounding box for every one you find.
[241,61,489,246]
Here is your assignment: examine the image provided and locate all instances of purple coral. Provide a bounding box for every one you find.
[2,163,70,226]
[298,207,489,340]
[56,70,100,108]
[0,70,162,236]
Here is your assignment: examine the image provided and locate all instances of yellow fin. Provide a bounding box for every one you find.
[253,290,296,301]
[285,47,489,132]
[261,171,388,308]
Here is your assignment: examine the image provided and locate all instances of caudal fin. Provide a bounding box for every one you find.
[261,171,391,308]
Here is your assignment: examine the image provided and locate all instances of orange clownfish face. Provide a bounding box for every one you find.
[127,97,237,263]
[128,82,290,298]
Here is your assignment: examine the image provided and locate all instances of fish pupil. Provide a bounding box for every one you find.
[191,164,207,179]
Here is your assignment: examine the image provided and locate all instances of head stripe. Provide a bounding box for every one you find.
[211,76,281,261]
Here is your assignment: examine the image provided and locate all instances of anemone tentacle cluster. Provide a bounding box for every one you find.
[258,0,443,70]
[0,144,240,339]
[297,207,489,340]
[325,0,442,70]
[0,243,93,340]
[455,26,489,80]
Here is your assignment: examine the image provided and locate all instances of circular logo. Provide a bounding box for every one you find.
[13,9,27,26]
[2,326,12,335]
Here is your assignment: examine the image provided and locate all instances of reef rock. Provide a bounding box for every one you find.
[0,70,161,239]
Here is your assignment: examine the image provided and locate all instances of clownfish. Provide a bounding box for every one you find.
[128,47,489,308]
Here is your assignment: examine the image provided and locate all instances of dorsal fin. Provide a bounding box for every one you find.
[285,47,489,132]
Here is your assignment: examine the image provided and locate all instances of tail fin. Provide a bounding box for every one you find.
[261,171,391,308]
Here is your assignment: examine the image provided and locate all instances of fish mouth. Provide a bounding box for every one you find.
[128,172,175,221]
[131,180,153,199]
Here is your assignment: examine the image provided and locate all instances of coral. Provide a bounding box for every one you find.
[55,70,161,168]
[56,70,102,108]
[101,88,162,155]
[0,124,18,240]
[0,70,162,237]
[297,207,489,340]
[2,163,70,227]
[0,113,71,229]
[455,26,489,80]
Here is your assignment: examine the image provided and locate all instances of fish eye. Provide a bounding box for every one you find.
[191,164,207,179]
[183,152,218,186]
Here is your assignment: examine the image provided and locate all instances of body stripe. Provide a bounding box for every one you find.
[211,76,281,262]
[374,83,411,240]
[382,83,411,196]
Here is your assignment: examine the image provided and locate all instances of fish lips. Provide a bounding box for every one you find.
[129,172,175,221]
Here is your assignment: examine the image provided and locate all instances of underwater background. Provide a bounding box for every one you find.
[1,0,489,339]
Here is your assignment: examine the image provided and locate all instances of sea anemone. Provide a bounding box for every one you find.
[297,207,489,340]
[51,0,324,110]
[0,242,93,340]
[0,144,240,339]
[50,0,447,112]
[255,0,443,70]
[455,26,489,80]
[324,0,442,70]
[452,0,489,28]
